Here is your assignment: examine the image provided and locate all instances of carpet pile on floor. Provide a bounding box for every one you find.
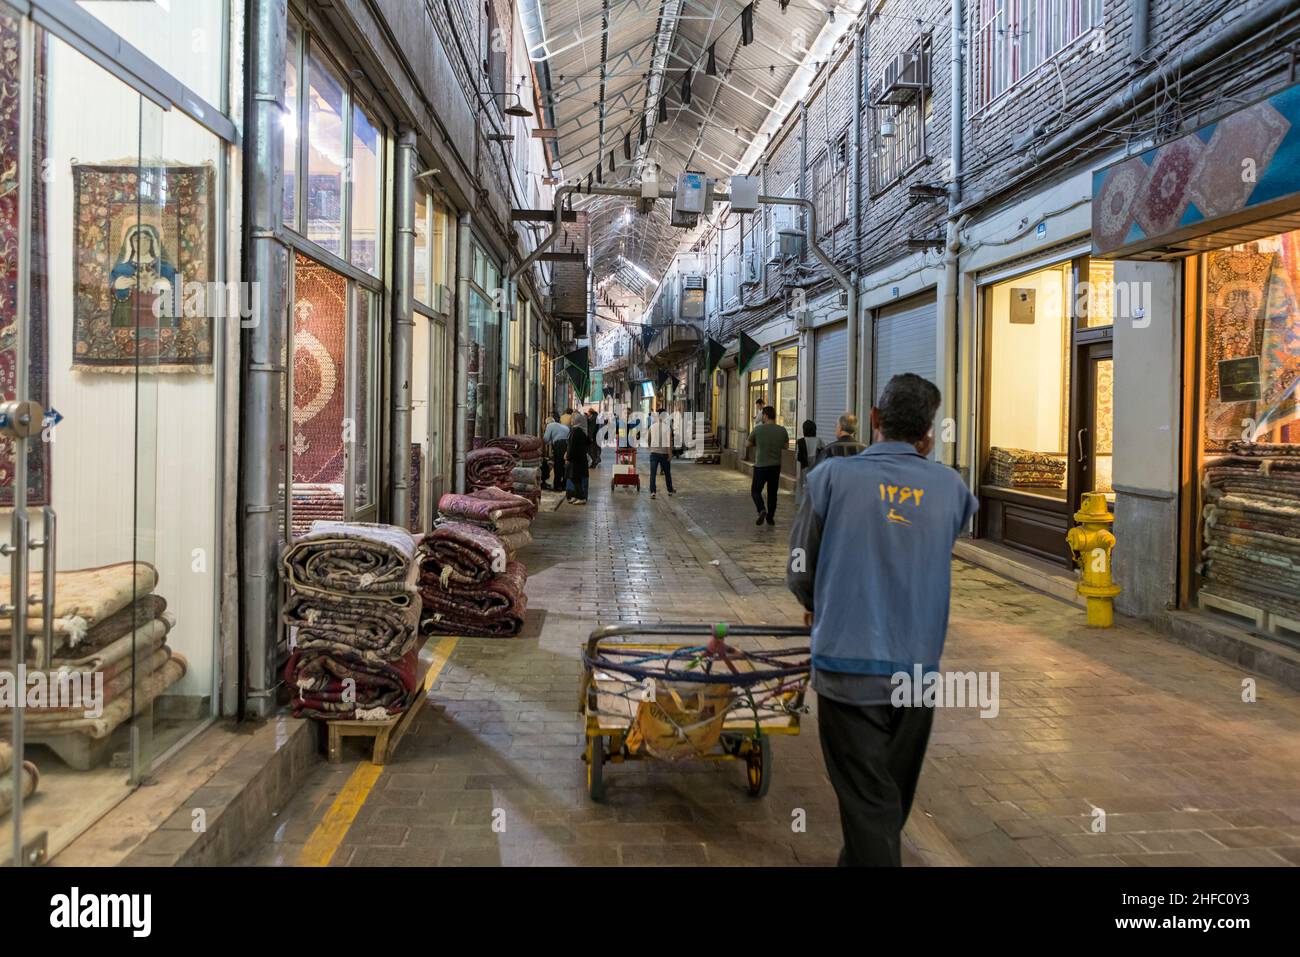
[281,522,423,720]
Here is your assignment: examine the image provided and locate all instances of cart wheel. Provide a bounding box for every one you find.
[745,735,771,798]
[587,735,606,801]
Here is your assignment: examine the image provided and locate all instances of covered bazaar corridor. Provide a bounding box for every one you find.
[237,461,1300,867]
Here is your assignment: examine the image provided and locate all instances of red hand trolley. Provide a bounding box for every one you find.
[610,445,641,492]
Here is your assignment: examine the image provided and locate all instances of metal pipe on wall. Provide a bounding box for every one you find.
[940,0,964,470]
[848,15,866,423]
[389,128,417,525]
[454,211,472,492]
[240,0,290,718]
[1131,0,1150,62]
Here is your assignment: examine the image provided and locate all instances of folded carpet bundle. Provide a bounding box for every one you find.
[284,646,420,720]
[466,447,517,492]
[437,488,536,525]
[988,447,1066,489]
[420,560,529,638]
[470,486,538,520]
[1200,441,1300,622]
[487,434,544,456]
[0,562,159,654]
[417,522,508,588]
[281,521,420,605]
[280,521,424,720]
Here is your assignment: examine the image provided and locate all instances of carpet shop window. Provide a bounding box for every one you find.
[414,187,430,305]
[468,241,502,443]
[3,11,225,860]
[774,344,799,440]
[1192,227,1300,637]
[289,253,380,531]
[983,262,1073,502]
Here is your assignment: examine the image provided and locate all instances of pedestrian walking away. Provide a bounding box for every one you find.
[543,412,570,492]
[796,419,825,503]
[787,373,978,866]
[586,406,601,467]
[647,406,676,499]
[746,405,788,525]
[565,414,591,504]
[813,412,867,468]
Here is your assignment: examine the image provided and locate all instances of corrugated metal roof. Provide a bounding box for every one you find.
[524,0,857,286]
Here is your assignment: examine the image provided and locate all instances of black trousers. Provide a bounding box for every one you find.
[816,695,935,866]
[750,465,781,518]
[551,441,568,491]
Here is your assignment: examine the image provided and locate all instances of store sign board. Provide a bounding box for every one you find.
[1092,82,1300,257]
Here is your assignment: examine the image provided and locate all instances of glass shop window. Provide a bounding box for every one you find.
[3,16,222,857]
[350,102,383,275]
[432,203,451,296]
[984,263,1072,501]
[414,187,430,305]
[774,345,798,439]
[305,45,346,255]
[748,366,769,425]
[283,15,301,225]
[77,0,229,109]
[1200,229,1300,452]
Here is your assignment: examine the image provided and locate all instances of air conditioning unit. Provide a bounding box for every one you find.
[793,306,813,331]
[767,204,795,262]
[879,43,930,106]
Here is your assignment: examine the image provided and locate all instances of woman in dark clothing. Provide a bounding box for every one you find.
[566,419,591,504]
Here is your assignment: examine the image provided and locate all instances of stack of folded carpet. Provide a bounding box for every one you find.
[416,522,528,637]
[0,740,38,819]
[466,447,517,494]
[1200,442,1300,621]
[281,522,423,721]
[287,483,345,536]
[0,562,186,748]
[988,447,1067,490]
[435,487,537,557]
[486,435,545,504]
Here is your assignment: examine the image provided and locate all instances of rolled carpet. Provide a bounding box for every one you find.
[282,521,419,606]
[418,522,508,588]
[421,560,528,637]
[438,489,535,525]
[284,646,420,720]
[469,485,537,520]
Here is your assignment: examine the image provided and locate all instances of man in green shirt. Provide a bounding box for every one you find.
[747,405,790,526]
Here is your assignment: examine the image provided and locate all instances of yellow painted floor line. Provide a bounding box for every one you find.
[297,636,460,867]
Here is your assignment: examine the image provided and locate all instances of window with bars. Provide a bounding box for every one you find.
[972,0,1104,112]
[813,133,850,237]
[869,35,930,195]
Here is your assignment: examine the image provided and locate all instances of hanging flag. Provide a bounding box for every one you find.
[706,43,717,76]
[737,330,760,375]
[741,3,754,44]
[586,171,593,190]
[671,374,681,391]
[563,347,590,401]
[609,151,616,174]
[624,131,632,160]
[656,368,670,389]
[640,324,658,351]
[639,114,647,144]
[705,336,726,378]
[681,71,692,106]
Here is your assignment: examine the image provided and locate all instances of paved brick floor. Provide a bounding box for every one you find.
[242,460,1300,866]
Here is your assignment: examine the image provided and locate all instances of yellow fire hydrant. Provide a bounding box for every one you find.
[1065,492,1121,627]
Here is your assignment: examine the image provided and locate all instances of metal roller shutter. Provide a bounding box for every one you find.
[813,322,848,440]
[873,295,937,402]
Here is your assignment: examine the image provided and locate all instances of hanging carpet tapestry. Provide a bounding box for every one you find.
[0,9,50,505]
[72,163,215,373]
[291,255,348,484]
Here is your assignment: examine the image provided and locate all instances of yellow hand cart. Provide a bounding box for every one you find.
[579,622,811,801]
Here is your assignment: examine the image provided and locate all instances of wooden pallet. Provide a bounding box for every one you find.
[324,636,457,765]
[1198,591,1300,641]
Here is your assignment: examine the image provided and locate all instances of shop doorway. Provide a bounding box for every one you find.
[977,256,1114,565]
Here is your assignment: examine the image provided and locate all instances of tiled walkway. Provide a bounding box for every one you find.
[241,460,1300,866]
